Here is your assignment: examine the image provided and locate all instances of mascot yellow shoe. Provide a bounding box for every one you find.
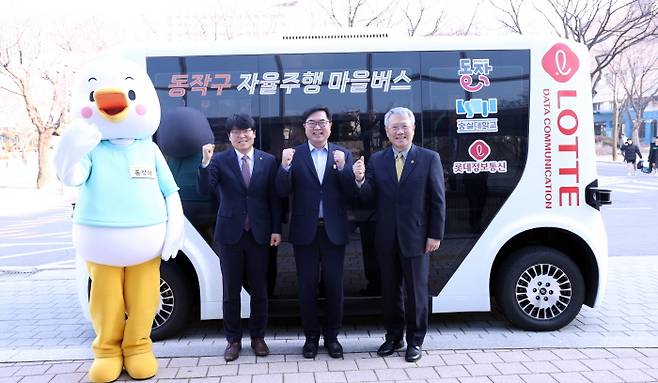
[89,356,123,383]
[54,58,184,383]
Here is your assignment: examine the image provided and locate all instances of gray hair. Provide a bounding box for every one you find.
[384,107,415,127]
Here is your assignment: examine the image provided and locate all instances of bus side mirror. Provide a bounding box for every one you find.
[585,180,612,210]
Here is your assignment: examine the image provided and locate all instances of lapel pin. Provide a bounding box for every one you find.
[333,164,337,170]
[410,160,415,164]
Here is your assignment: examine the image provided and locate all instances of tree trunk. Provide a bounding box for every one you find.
[36,129,53,189]
[632,121,641,148]
[612,97,619,161]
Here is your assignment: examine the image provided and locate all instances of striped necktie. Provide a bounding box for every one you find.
[395,153,404,181]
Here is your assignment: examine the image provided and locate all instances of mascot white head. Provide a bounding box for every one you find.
[72,58,161,140]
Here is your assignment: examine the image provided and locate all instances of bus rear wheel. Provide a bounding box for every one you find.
[495,246,585,331]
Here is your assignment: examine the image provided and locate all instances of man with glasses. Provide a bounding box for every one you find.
[197,113,282,361]
[353,106,445,362]
[276,105,356,359]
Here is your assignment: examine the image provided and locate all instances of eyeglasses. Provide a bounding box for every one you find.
[305,120,330,128]
[387,125,412,132]
[229,129,254,136]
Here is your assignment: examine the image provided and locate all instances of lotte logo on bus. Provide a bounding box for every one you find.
[469,140,491,161]
[542,43,579,83]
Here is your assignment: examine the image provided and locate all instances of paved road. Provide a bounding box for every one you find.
[1,162,657,271]
[0,187,74,269]
[597,161,658,258]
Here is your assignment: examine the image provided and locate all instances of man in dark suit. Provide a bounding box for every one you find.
[197,113,282,361]
[276,105,355,359]
[353,107,445,362]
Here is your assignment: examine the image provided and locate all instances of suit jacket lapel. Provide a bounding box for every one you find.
[323,143,337,184]
[384,147,398,186]
[227,149,247,190]
[300,143,321,185]
[399,145,418,185]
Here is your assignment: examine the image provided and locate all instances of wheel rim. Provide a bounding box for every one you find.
[515,263,572,320]
[152,277,174,330]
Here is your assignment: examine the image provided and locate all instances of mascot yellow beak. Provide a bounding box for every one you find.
[95,88,129,122]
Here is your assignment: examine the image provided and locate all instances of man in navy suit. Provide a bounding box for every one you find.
[353,107,445,362]
[276,105,356,359]
[197,114,282,361]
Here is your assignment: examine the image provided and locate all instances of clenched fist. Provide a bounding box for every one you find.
[201,143,215,166]
[353,156,365,182]
[425,238,441,253]
[282,148,295,167]
[333,150,346,170]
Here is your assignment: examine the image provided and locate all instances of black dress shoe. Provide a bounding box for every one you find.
[224,341,242,361]
[302,337,319,358]
[324,340,343,358]
[405,345,422,362]
[376,339,404,357]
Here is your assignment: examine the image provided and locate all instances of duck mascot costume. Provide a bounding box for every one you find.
[54,58,184,382]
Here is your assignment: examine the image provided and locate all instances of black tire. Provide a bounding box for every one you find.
[151,260,193,341]
[494,246,585,331]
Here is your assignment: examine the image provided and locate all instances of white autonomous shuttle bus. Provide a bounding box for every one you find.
[80,33,612,339]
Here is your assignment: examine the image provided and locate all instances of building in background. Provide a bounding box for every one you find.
[593,96,658,146]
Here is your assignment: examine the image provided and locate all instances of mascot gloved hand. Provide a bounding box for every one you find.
[53,58,184,383]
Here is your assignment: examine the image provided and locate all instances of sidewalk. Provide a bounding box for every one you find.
[2,255,658,382]
[3,347,658,383]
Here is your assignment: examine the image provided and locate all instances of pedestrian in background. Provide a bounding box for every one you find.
[621,138,642,176]
[648,137,658,175]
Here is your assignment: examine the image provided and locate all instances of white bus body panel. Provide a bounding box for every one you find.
[435,39,607,312]
[182,220,252,319]
[180,219,223,320]
[105,36,607,319]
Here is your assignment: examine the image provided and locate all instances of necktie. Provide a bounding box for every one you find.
[395,153,404,181]
[241,155,251,230]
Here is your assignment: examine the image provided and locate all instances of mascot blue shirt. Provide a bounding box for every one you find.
[73,139,179,227]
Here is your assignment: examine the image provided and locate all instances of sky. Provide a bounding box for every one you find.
[4,0,653,131]
[2,0,502,36]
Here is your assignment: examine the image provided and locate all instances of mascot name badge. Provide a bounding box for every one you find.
[53,58,184,383]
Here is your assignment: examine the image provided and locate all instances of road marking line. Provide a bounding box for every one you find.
[35,259,76,269]
[0,242,74,247]
[607,188,641,194]
[607,207,654,211]
[0,247,75,260]
[9,232,72,239]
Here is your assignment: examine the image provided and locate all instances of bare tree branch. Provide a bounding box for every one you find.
[316,0,345,27]
[492,0,658,96]
[363,0,397,28]
[0,84,22,97]
[0,21,69,188]
[316,0,397,28]
[401,0,447,36]
[489,0,525,34]
[612,44,658,144]
[459,0,481,36]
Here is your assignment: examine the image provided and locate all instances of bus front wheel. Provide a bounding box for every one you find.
[495,246,585,331]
